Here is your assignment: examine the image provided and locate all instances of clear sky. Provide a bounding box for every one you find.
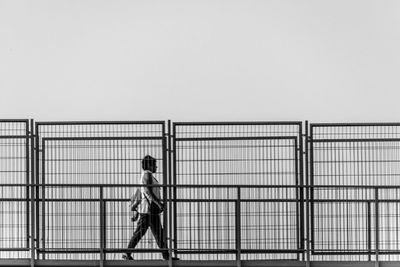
[1,0,400,123]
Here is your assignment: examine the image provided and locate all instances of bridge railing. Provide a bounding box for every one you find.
[3,184,400,262]
[1,184,303,261]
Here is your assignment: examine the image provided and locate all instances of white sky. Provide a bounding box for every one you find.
[1,0,400,123]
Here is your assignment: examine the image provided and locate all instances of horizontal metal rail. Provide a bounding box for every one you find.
[2,184,400,259]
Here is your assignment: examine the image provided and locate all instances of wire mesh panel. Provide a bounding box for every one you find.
[309,123,400,261]
[376,188,400,260]
[35,121,165,186]
[311,123,400,140]
[173,122,303,260]
[311,187,373,258]
[40,185,100,259]
[35,122,164,186]
[175,186,237,260]
[35,121,166,260]
[0,120,31,259]
[41,137,166,260]
[241,187,299,259]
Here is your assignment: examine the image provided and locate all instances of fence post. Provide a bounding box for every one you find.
[235,187,241,267]
[367,201,371,262]
[30,183,36,267]
[40,139,46,260]
[375,188,379,267]
[30,185,35,266]
[30,119,36,267]
[34,122,40,260]
[299,122,305,262]
[305,185,311,267]
[168,184,173,267]
[172,123,178,258]
[99,186,105,267]
[167,120,173,267]
[304,121,311,267]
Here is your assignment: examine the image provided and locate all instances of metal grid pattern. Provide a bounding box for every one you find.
[175,186,237,260]
[35,122,165,188]
[309,123,400,261]
[36,121,164,139]
[40,137,166,260]
[0,120,28,136]
[5,119,400,264]
[374,188,400,261]
[174,138,298,186]
[240,187,299,257]
[173,122,302,260]
[0,120,30,259]
[311,187,372,256]
[174,122,302,139]
[39,185,100,260]
[34,122,166,260]
[311,140,400,187]
[311,123,400,140]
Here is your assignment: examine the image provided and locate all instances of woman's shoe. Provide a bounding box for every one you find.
[122,254,134,260]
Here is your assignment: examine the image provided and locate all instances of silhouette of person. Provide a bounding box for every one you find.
[124,155,172,260]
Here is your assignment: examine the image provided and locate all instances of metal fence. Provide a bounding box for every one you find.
[35,121,166,260]
[0,120,31,259]
[309,123,400,261]
[172,122,303,260]
[1,184,305,261]
[3,120,400,265]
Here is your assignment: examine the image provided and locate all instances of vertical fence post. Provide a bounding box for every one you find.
[172,123,178,258]
[298,122,305,261]
[305,185,310,267]
[25,120,30,250]
[162,129,170,266]
[375,188,379,267]
[41,139,46,260]
[309,123,315,257]
[30,184,36,267]
[367,201,371,262]
[168,184,173,267]
[99,186,105,267]
[30,119,35,267]
[34,122,40,260]
[167,120,173,267]
[304,121,311,267]
[235,186,241,267]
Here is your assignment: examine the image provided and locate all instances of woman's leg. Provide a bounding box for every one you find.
[126,214,150,258]
[149,213,169,260]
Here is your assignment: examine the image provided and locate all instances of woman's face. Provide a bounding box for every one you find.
[149,161,157,173]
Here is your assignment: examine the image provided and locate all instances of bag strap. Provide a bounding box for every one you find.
[144,171,161,203]
[143,191,151,204]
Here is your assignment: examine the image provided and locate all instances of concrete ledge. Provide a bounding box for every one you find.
[0,259,31,267]
[0,259,396,267]
[310,262,375,267]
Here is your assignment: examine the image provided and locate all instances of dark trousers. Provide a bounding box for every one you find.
[128,211,169,259]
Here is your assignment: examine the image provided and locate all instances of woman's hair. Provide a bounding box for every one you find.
[142,155,156,170]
